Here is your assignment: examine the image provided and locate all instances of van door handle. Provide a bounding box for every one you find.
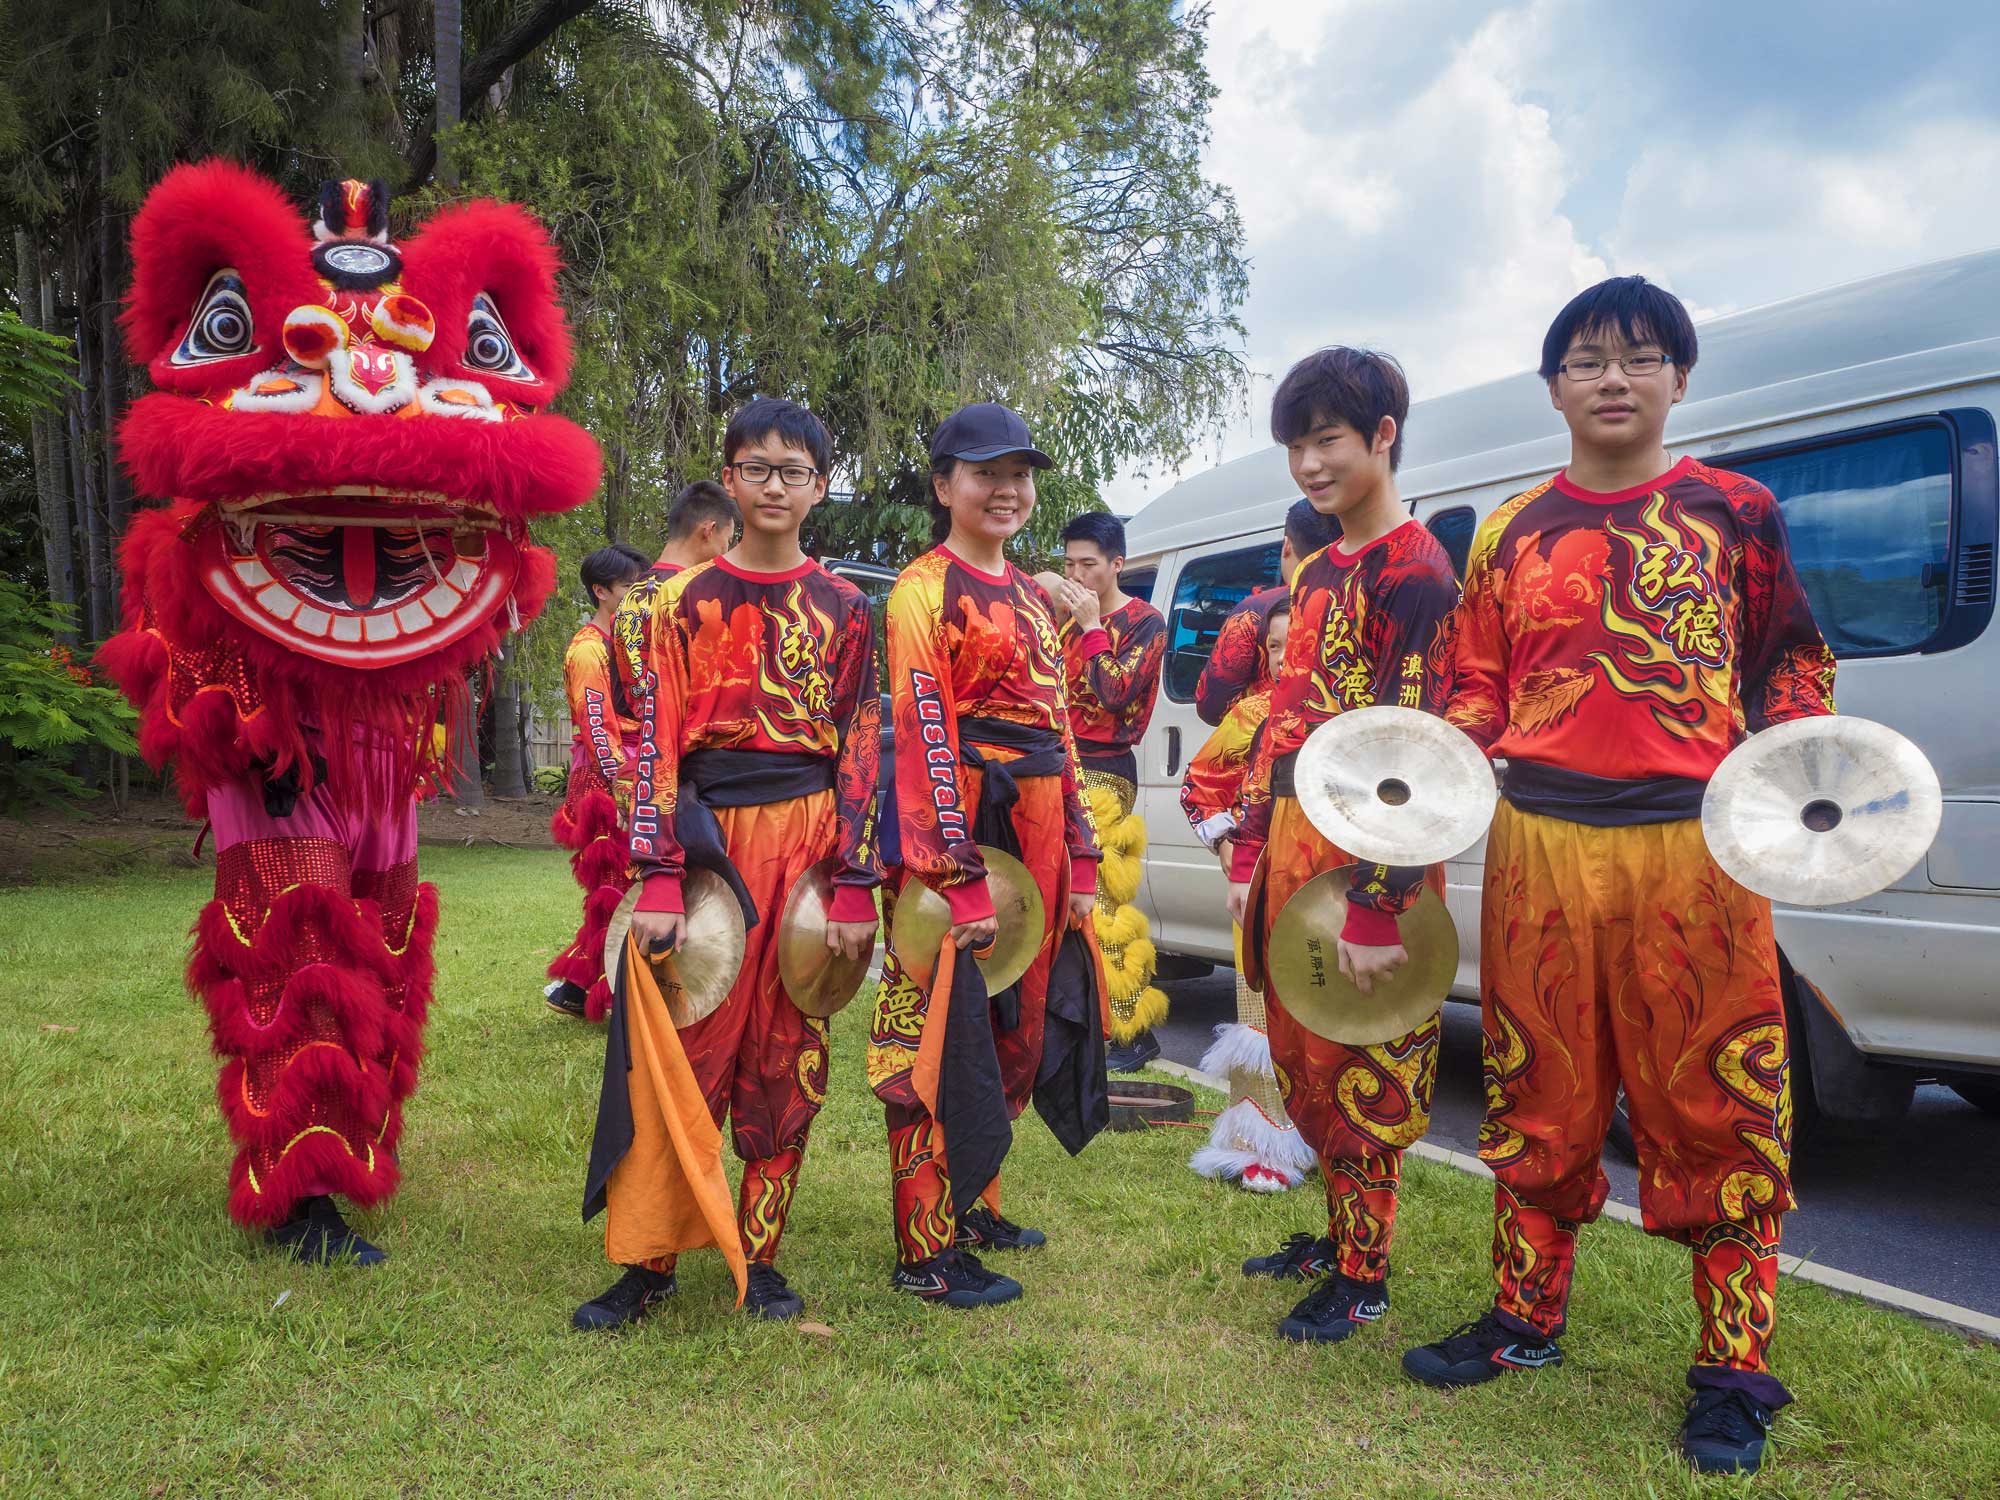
[1165,726,1182,778]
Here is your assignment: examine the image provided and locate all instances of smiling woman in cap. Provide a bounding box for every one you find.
[865,401,1112,1309]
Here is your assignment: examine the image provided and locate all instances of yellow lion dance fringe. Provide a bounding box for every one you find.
[1084,775,1167,1043]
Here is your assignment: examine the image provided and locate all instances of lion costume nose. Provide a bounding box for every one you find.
[281,302,424,413]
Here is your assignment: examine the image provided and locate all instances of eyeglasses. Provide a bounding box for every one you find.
[1558,352,1671,382]
[729,461,821,488]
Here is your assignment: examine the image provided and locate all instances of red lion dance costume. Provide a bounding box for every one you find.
[102,162,600,1261]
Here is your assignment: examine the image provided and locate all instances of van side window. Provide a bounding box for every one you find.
[1163,543,1282,700]
[1122,568,1156,603]
[1729,424,1954,656]
[1425,505,1477,579]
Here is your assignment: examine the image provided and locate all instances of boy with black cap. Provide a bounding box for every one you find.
[1401,277,1834,1477]
[869,401,1109,1308]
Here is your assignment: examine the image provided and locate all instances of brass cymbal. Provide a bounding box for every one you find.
[889,844,1048,995]
[1294,706,1496,866]
[777,856,877,1019]
[1702,716,1941,907]
[1265,868,1457,1045]
[603,869,748,1027]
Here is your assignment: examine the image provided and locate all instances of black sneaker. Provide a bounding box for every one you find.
[956,1206,1046,1251]
[744,1262,805,1322]
[1679,1386,1774,1475]
[1402,1309,1563,1387]
[544,979,588,1018]
[891,1249,1023,1309]
[1241,1231,1336,1281]
[1278,1273,1389,1344]
[1106,1029,1163,1074]
[266,1196,386,1267]
[571,1265,676,1331]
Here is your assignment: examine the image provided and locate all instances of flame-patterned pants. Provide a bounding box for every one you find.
[197,756,433,1228]
[1259,798,1441,1283]
[546,742,633,1022]
[634,791,839,1266]
[1478,803,1793,1399]
[870,759,1069,1263]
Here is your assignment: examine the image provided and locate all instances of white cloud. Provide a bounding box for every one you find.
[1105,1,2000,517]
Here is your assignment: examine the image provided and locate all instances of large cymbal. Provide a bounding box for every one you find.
[1266,868,1457,1046]
[889,845,1047,995]
[777,856,877,1019]
[1294,706,1496,866]
[604,869,748,1027]
[1702,716,1941,907]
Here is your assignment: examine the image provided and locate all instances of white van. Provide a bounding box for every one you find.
[1122,249,2000,1131]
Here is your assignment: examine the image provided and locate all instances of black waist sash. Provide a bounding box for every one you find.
[1500,758,1704,827]
[1271,750,1299,800]
[1076,736,1138,787]
[582,747,837,1223]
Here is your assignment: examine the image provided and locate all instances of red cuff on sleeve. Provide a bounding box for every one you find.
[1070,857,1098,897]
[635,873,684,915]
[827,884,880,925]
[944,878,996,925]
[1076,627,1113,657]
[1228,840,1263,884]
[1340,904,1402,947]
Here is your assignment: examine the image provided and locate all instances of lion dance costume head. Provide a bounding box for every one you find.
[102,161,600,1244]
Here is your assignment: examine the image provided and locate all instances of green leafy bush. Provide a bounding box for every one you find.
[532,764,568,797]
[0,579,139,811]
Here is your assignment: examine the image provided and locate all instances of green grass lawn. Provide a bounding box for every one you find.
[2,847,1994,1498]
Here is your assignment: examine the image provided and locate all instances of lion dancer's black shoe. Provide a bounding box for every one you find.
[1278,1273,1388,1343]
[572,1264,677,1331]
[743,1262,806,1321]
[1241,1231,1337,1281]
[1401,1308,1563,1386]
[892,1249,1023,1308]
[266,1195,388,1267]
[956,1206,1046,1251]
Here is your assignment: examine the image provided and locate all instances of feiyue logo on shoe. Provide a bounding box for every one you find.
[894,1269,949,1296]
[1351,1295,1388,1322]
[1495,1343,1560,1367]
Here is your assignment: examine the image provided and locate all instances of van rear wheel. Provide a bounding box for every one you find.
[1948,1077,2000,1116]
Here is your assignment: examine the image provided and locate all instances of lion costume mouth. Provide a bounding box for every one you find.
[195,488,521,667]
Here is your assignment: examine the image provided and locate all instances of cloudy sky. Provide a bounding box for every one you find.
[1108,0,2000,508]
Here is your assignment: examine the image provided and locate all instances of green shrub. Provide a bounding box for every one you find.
[0,579,140,812]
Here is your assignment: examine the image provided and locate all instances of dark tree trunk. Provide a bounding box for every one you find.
[68,267,111,645]
[95,166,130,613]
[489,638,529,797]
[448,669,485,808]
[434,0,461,188]
[16,231,77,638]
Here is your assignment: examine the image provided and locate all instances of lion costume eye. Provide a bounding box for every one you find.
[171,270,258,365]
[463,293,535,381]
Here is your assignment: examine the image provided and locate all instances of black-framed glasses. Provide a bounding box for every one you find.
[729,460,821,488]
[1559,352,1671,381]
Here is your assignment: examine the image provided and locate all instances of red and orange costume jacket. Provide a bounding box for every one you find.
[627,557,881,921]
[886,547,1099,923]
[1230,523,1460,945]
[563,622,639,797]
[1449,458,1837,795]
[611,560,681,724]
[1060,597,1166,767]
[1194,585,1286,725]
[1180,685,1271,847]
[100,163,598,1226]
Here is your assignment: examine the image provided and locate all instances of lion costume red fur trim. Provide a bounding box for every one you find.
[104,160,600,1230]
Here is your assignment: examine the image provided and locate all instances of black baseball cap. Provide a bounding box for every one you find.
[929,402,1054,468]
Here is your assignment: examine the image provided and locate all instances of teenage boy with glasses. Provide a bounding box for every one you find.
[1401,277,1835,1476]
[575,397,881,1329]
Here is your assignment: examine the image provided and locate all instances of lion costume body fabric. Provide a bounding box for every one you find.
[102,162,600,1229]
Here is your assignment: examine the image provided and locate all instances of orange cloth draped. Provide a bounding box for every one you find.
[603,933,748,1305]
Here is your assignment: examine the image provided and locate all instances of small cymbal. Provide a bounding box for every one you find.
[778,856,876,1018]
[1265,868,1457,1045]
[1703,716,1941,907]
[889,844,1047,995]
[1294,706,1496,866]
[604,870,748,1027]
